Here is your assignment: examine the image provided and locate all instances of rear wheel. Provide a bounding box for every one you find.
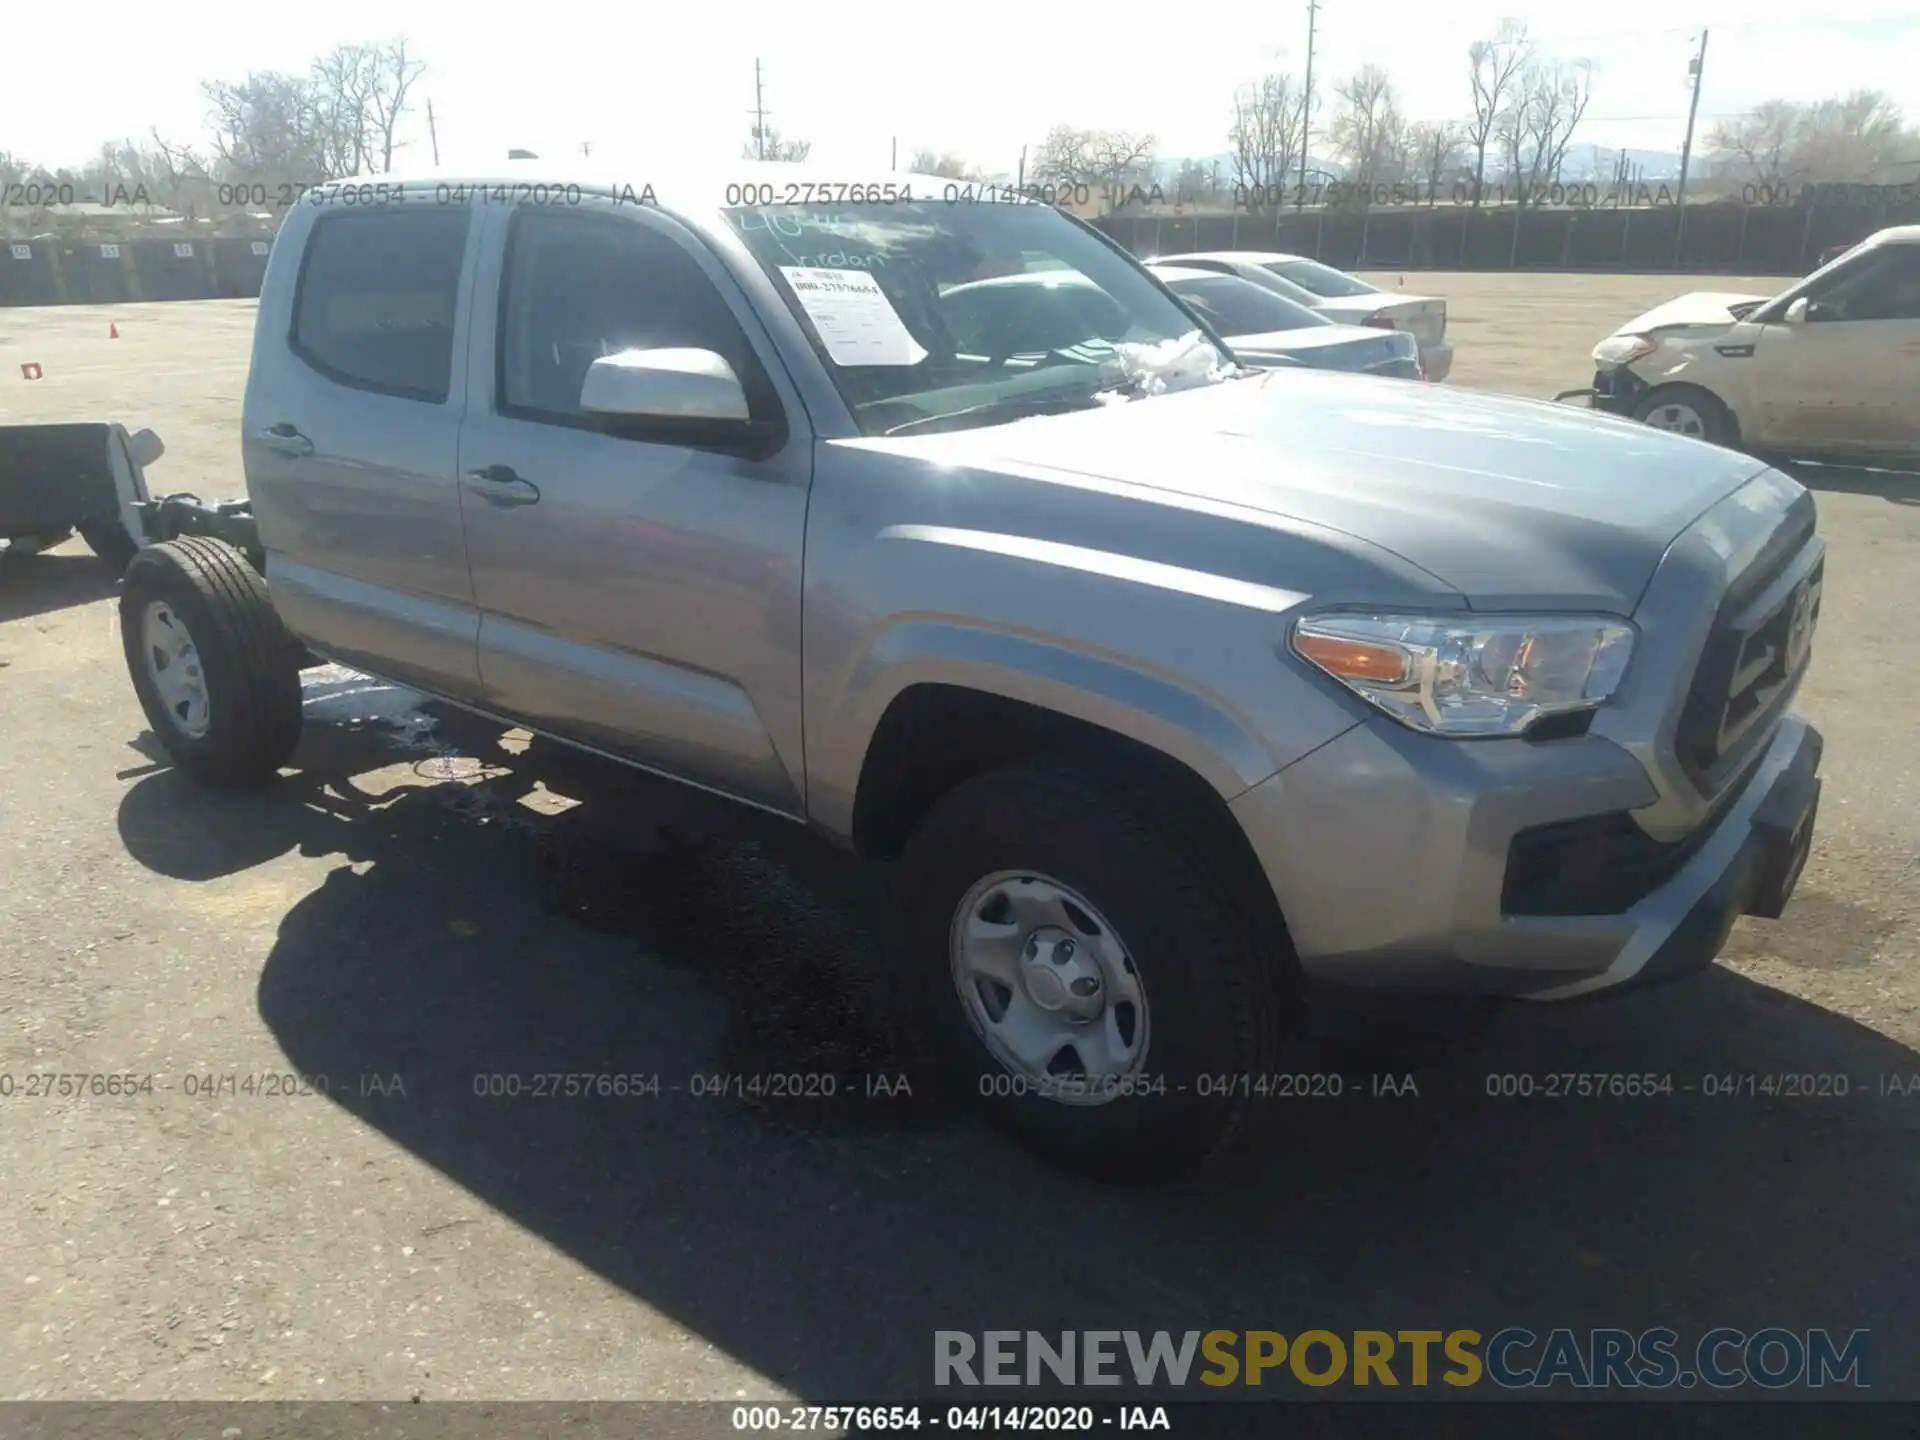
[900,756,1297,1180]
[120,536,304,785]
[1632,384,1736,447]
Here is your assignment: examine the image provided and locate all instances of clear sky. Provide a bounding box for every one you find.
[7,0,1919,176]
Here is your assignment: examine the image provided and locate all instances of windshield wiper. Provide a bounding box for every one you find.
[883,389,1110,437]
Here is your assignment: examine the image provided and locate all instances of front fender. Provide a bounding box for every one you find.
[806,617,1352,840]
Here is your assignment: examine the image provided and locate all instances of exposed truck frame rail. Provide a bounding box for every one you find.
[133,495,264,571]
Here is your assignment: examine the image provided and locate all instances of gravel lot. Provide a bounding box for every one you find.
[2,276,1917,1405]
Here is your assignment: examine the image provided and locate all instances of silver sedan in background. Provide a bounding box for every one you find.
[1147,264,1424,380]
[1154,250,1454,382]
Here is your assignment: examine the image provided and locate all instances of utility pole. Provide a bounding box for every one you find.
[1674,29,1708,264]
[426,99,440,167]
[580,141,593,158]
[1297,0,1319,210]
[750,57,769,161]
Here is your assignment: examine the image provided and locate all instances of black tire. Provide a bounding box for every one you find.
[900,756,1298,1180]
[120,536,304,786]
[1632,383,1737,447]
[79,518,140,577]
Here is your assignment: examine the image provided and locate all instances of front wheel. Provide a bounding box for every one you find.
[900,757,1298,1180]
[1632,383,1736,447]
[120,536,304,785]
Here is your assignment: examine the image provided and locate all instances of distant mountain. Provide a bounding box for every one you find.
[1154,153,1345,185]
[1562,147,1684,182]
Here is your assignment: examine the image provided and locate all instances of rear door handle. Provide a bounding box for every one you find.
[257,423,313,458]
[464,465,541,507]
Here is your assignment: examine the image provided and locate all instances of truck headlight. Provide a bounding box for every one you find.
[1292,613,1636,737]
[1592,334,1655,368]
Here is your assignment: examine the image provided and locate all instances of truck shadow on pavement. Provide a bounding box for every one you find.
[115,716,1920,1402]
[0,548,121,624]
[1780,460,1920,506]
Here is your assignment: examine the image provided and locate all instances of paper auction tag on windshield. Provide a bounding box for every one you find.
[778,267,927,367]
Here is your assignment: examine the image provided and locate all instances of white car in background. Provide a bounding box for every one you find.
[1582,224,1920,464]
[1145,265,1424,379]
[1152,250,1454,382]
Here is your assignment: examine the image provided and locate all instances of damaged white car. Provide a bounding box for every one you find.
[1572,224,1920,464]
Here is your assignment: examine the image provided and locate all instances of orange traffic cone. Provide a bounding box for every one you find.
[109,322,119,338]
[20,362,43,380]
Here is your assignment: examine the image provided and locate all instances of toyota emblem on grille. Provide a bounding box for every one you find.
[1785,581,1817,672]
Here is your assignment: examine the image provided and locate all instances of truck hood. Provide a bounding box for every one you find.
[1611,291,1775,336]
[868,368,1773,611]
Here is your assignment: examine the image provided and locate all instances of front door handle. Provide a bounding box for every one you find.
[257,423,314,458]
[464,465,541,507]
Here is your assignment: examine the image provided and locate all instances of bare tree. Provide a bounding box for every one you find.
[202,71,333,187]
[362,40,425,172]
[146,129,216,212]
[306,40,425,174]
[1329,64,1404,189]
[1228,72,1302,203]
[1030,125,1157,212]
[1466,19,1531,206]
[1800,90,1914,181]
[907,149,981,180]
[1712,90,1917,187]
[1407,120,1465,204]
[742,126,811,162]
[1173,155,1224,206]
[201,39,426,190]
[1498,59,1596,204]
[1709,100,1800,188]
[74,136,210,214]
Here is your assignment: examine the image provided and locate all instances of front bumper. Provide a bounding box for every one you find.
[1588,364,1648,416]
[1229,713,1823,1001]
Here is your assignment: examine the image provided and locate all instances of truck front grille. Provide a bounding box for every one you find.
[1673,513,1821,793]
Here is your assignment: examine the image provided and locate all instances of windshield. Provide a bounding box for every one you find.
[1156,274,1330,335]
[1261,257,1380,299]
[723,201,1231,435]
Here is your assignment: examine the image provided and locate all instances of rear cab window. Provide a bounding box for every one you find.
[290,206,472,401]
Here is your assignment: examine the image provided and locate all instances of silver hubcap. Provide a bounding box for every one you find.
[950,872,1148,1106]
[1643,402,1706,438]
[142,601,210,739]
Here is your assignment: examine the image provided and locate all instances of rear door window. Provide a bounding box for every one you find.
[291,208,472,402]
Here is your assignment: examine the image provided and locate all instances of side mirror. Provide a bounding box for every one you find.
[127,428,165,469]
[580,348,750,423]
[1783,297,1811,324]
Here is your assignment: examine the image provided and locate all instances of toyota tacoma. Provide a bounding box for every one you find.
[118,164,1826,1178]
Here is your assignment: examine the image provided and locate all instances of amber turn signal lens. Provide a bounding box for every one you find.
[1294,632,1409,683]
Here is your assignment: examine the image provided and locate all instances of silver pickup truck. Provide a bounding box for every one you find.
[119,164,1826,1178]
